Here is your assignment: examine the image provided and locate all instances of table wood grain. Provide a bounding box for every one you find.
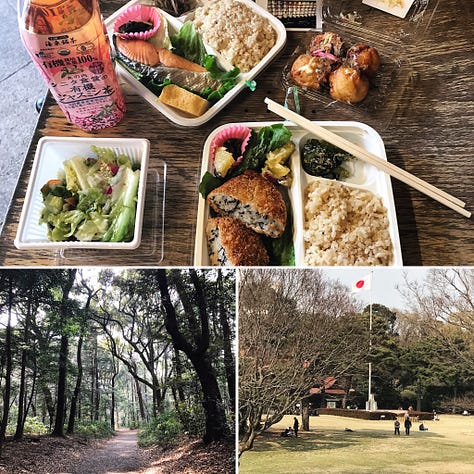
[1,0,472,267]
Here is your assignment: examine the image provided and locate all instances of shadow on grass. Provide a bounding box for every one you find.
[251,428,443,453]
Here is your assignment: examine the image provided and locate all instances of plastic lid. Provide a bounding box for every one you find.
[322,0,440,44]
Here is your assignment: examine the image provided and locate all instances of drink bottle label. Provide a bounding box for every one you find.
[20,7,125,131]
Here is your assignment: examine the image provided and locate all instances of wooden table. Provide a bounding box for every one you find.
[1,0,473,266]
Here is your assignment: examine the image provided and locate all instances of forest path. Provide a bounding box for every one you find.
[71,429,147,474]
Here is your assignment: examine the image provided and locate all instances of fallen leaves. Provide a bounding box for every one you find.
[0,434,235,474]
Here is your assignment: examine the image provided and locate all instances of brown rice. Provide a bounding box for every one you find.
[193,0,276,73]
[304,177,393,266]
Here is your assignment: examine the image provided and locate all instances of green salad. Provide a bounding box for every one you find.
[39,146,140,243]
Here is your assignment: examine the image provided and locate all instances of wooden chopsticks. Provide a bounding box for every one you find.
[265,98,471,218]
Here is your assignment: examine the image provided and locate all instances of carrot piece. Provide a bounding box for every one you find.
[47,179,63,186]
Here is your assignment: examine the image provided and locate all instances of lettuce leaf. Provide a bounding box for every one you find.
[170,21,206,66]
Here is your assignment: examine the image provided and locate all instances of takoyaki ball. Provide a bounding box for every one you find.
[346,43,381,77]
[290,54,332,89]
[329,66,369,103]
[309,32,345,59]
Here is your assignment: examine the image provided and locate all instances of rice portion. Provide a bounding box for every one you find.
[304,178,393,266]
[193,0,277,73]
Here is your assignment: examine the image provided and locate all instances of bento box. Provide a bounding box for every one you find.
[105,0,287,126]
[194,120,403,267]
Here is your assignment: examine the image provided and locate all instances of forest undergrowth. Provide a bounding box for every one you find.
[0,433,235,474]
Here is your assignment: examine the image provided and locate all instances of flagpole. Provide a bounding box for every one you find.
[368,270,374,411]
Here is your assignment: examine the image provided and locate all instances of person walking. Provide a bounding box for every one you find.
[404,416,412,435]
[293,417,299,437]
[394,419,400,435]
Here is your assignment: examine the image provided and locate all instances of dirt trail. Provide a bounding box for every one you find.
[70,429,147,474]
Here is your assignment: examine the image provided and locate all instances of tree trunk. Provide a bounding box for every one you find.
[111,371,117,430]
[26,359,38,422]
[52,269,76,437]
[52,334,69,437]
[14,293,32,440]
[151,373,163,418]
[67,334,83,434]
[135,378,146,422]
[129,378,137,427]
[174,348,186,404]
[0,278,14,447]
[239,406,263,457]
[41,383,55,429]
[156,269,230,443]
[191,355,230,443]
[302,397,310,431]
[217,270,235,411]
[90,331,100,422]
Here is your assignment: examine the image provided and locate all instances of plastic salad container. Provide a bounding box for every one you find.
[15,137,150,251]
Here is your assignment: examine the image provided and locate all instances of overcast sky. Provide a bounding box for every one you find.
[321,267,433,311]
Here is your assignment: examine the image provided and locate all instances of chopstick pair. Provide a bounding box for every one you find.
[264,98,471,219]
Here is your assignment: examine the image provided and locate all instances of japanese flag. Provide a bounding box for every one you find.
[352,274,372,292]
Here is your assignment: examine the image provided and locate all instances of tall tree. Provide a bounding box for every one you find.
[51,269,77,437]
[238,269,365,455]
[400,268,474,369]
[216,270,236,412]
[360,304,401,408]
[0,272,15,448]
[156,269,232,443]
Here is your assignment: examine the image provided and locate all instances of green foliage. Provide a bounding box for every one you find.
[176,402,206,436]
[7,417,48,435]
[75,421,114,438]
[127,420,141,430]
[138,411,183,448]
[23,417,49,434]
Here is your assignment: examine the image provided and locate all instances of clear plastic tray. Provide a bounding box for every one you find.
[15,137,150,250]
[105,0,287,127]
[194,120,403,267]
[281,29,411,128]
[278,0,438,128]
[257,0,438,36]
[323,0,440,42]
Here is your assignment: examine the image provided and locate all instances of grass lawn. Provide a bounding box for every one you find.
[239,414,474,474]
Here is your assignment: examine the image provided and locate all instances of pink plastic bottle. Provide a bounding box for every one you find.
[18,0,125,131]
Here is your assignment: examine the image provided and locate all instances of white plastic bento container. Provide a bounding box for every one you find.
[105,0,287,127]
[15,136,150,250]
[194,120,403,267]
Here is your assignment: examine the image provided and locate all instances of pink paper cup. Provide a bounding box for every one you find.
[114,5,162,41]
[210,125,252,166]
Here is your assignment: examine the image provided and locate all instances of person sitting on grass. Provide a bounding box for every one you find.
[419,422,428,431]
